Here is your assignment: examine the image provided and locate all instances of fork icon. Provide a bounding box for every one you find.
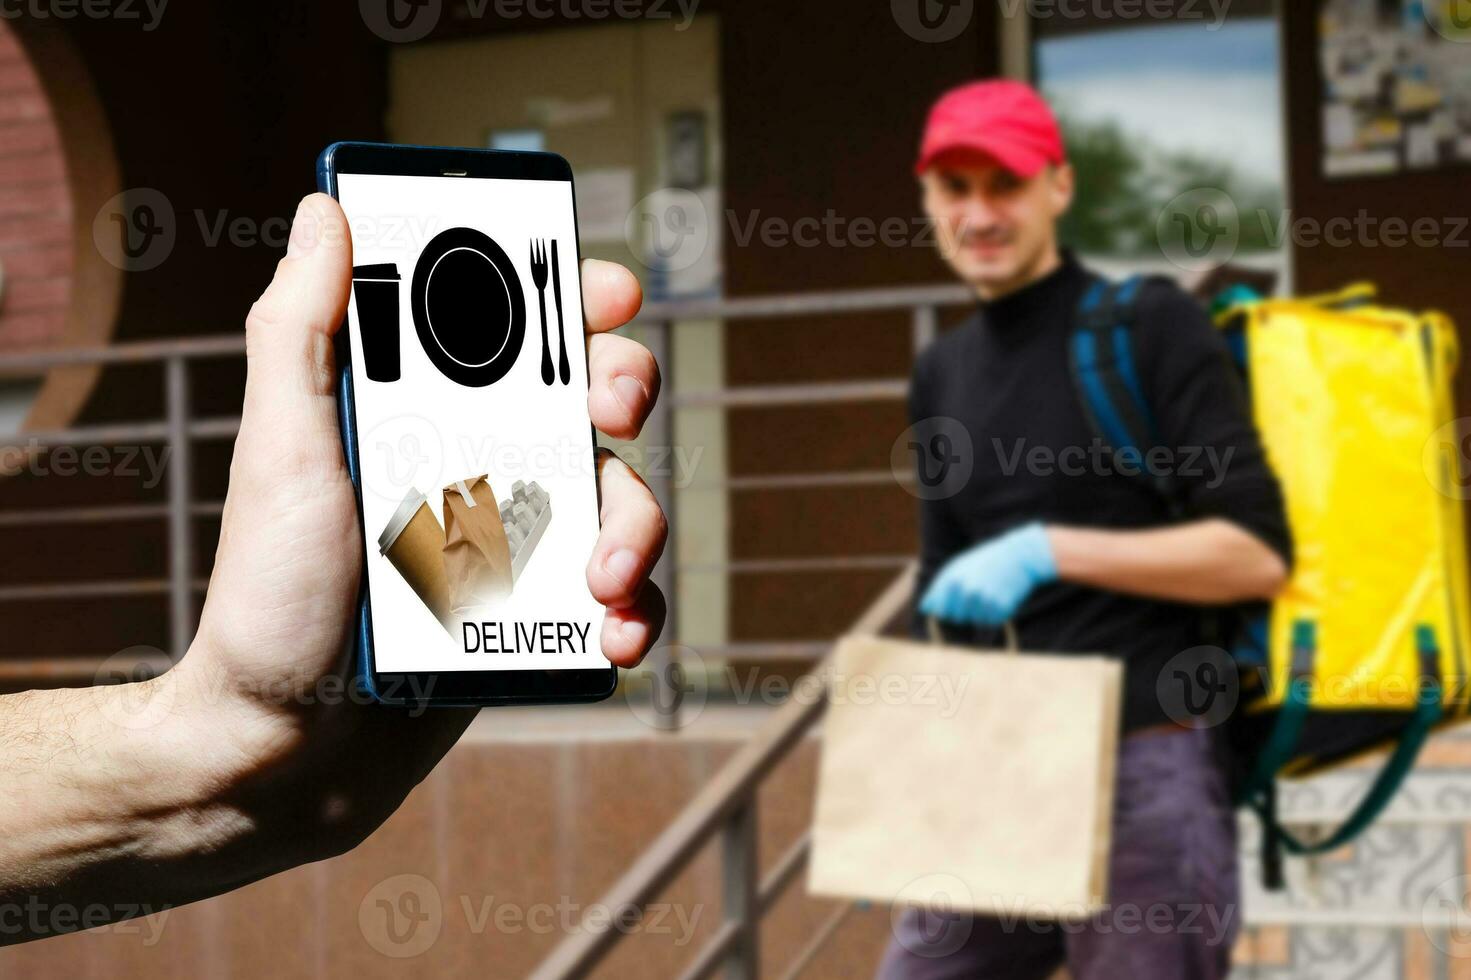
[530,239,554,385]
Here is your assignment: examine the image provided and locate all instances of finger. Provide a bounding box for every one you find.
[588,332,660,441]
[970,593,1002,626]
[243,194,352,410]
[918,583,943,618]
[581,259,643,334]
[600,582,667,668]
[950,587,976,624]
[586,451,667,609]
[922,574,958,619]
[235,195,353,489]
[945,588,970,624]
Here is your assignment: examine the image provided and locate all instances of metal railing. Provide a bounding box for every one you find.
[0,282,973,978]
[0,284,967,975]
[0,283,973,684]
[629,284,971,728]
[530,565,918,980]
[0,334,246,670]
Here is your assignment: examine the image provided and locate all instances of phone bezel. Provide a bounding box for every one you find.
[318,141,617,707]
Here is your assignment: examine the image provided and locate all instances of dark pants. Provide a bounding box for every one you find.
[877,727,1240,980]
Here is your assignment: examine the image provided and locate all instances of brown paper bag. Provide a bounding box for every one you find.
[442,475,513,613]
[808,632,1122,920]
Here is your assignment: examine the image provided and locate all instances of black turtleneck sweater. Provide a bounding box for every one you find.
[910,254,1292,732]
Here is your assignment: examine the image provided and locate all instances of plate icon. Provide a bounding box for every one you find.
[410,227,526,387]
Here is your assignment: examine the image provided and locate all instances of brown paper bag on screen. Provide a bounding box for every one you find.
[442,475,513,613]
[808,632,1122,920]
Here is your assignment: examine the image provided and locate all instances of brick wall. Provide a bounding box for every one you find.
[0,21,71,352]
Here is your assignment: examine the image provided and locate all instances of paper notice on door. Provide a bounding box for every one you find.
[576,168,635,243]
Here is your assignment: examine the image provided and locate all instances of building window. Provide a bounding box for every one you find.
[1033,12,1287,277]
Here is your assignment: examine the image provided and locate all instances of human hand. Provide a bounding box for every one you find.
[166,193,666,867]
[919,522,1056,626]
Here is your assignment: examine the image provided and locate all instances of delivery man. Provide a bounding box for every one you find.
[879,80,1293,979]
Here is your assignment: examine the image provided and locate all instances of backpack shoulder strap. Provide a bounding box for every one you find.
[1068,274,1178,503]
[1240,622,1444,889]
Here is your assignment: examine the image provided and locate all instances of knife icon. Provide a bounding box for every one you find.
[552,240,570,385]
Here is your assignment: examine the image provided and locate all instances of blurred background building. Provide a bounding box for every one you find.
[0,1,1469,976]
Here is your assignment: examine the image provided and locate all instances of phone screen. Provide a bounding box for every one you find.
[335,168,607,677]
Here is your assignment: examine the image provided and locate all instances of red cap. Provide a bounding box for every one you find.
[915,79,1066,178]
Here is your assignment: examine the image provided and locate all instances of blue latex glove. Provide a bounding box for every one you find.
[919,522,1057,626]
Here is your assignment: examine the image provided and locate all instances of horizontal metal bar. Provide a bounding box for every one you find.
[186,417,242,439]
[0,503,167,526]
[682,556,911,575]
[0,334,245,373]
[0,579,167,601]
[672,379,907,410]
[7,416,240,447]
[0,284,969,376]
[637,283,973,324]
[0,652,173,682]
[0,502,224,527]
[0,578,209,602]
[718,470,913,492]
[9,422,166,445]
[685,642,832,662]
[0,482,908,525]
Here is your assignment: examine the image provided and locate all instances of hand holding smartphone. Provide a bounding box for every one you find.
[318,142,619,707]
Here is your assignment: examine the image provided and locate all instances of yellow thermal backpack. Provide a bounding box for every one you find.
[1070,278,1470,889]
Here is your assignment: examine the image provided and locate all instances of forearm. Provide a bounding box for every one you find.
[0,668,280,944]
[0,635,474,946]
[1047,518,1288,604]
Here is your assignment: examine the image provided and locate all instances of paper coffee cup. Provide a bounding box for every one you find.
[379,488,453,627]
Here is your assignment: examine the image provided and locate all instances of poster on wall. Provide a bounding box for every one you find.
[1319,0,1471,177]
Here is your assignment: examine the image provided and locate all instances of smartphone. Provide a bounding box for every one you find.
[317,142,616,706]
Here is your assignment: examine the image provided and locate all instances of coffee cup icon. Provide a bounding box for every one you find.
[352,263,403,383]
[379,488,454,627]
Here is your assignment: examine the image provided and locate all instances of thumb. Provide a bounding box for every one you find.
[238,193,353,470]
